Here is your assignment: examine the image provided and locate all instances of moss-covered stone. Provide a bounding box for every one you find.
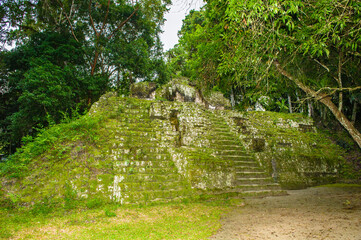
[1,91,348,209]
[203,91,231,110]
[155,78,197,102]
[219,110,344,189]
[130,82,157,99]
[155,78,231,110]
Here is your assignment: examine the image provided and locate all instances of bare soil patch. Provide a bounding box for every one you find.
[211,186,361,240]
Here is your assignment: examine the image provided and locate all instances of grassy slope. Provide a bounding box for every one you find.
[0,201,231,239]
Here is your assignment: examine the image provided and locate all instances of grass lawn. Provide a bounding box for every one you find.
[0,201,233,239]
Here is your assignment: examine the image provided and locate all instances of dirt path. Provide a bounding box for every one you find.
[210,186,361,240]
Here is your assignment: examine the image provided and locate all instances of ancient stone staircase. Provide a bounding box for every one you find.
[104,97,285,204]
[109,100,192,204]
[205,111,286,197]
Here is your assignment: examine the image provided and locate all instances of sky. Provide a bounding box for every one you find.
[160,0,205,52]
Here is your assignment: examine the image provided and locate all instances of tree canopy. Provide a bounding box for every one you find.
[168,0,361,148]
[0,0,171,154]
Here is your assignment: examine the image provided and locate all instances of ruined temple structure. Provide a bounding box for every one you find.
[130,78,231,110]
[82,79,340,204]
[2,79,343,206]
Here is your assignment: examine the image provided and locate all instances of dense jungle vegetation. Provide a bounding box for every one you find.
[1,0,361,154]
[167,0,361,150]
[0,0,171,154]
[0,2,360,239]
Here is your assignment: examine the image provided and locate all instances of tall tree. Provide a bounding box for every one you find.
[170,0,361,148]
[221,0,361,148]
[0,0,171,154]
[0,31,96,153]
[0,0,170,82]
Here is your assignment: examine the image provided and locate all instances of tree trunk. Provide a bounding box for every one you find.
[337,51,343,112]
[91,49,99,76]
[288,94,293,113]
[296,91,303,113]
[274,60,361,149]
[322,105,327,122]
[230,87,235,109]
[307,100,313,118]
[352,101,358,125]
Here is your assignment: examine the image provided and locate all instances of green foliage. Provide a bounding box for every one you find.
[340,162,361,181]
[0,31,105,154]
[30,197,57,216]
[0,188,18,210]
[64,182,78,210]
[223,0,361,111]
[275,99,289,113]
[104,208,117,217]
[170,0,361,148]
[0,202,228,239]
[0,114,104,179]
[0,0,171,154]
[86,198,104,209]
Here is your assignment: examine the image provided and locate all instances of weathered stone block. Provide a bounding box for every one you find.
[130,82,157,99]
[203,91,231,110]
[251,138,266,152]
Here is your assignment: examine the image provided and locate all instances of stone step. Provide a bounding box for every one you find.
[117,114,150,120]
[116,127,156,132]
[115,155,171,162]
[122,108,150,114]
[210,139,240,145]
[116,130,179,138]
[209,121,227,126]
[207,115,224,120]
[208,130,233,136]
[117,127,155,133]
[210,122,229,128]
[117,111,149,117]
[116,132,157,138]
[234,161,259,167]
[212,127,231,132]
[208,135,238,141]
[117,167,180,175]
[235,166,262,171]
[113,153,171,160]
[236,177,275,185]
[215,149,249,155]
[213,145,243,151]
[116,118,152,123]
[116,181,186,192]
[210,124,229,129]
[112,147,170,155]
[206,188,286,199]
[187,158,233,167]
[236,171,269,178]
[192,163,233,170]
[112,142,163,149]
[117,122,154,128]
[114,160,175,168]
[114,135,177,144]
[122,173,184,183]
[218,155,253,161]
